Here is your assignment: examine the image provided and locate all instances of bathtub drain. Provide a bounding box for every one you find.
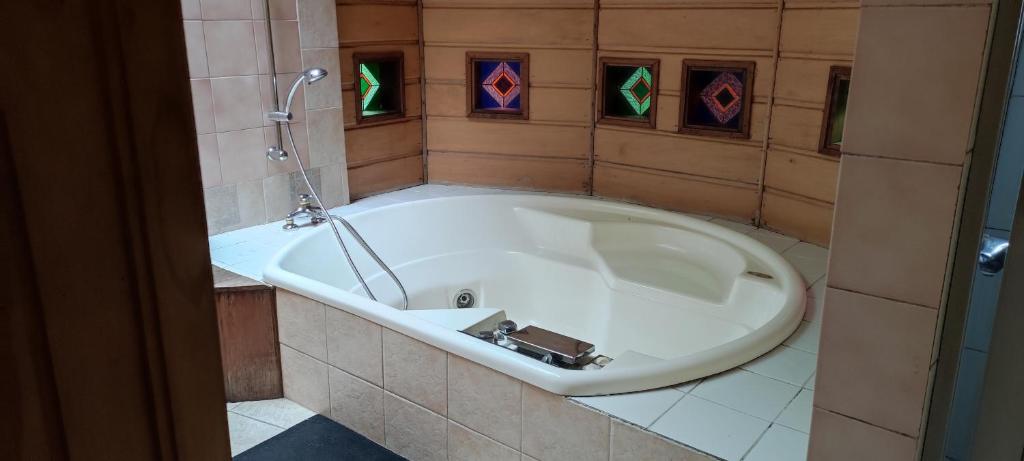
[454,289,476,309]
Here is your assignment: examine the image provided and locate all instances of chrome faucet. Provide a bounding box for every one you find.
[283,193,327,230]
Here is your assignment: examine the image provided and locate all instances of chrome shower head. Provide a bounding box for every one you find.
[267,68,331,124]
[303,67,328,84]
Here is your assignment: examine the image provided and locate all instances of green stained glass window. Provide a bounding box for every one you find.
[600,58,658,128]
[354,52,405,123]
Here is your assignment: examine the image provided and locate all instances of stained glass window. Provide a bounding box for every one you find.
[819,66,852,156]
[354,52,404,123]
[680,60,755,138]
[600,58,658,128]
[468,53,529,119]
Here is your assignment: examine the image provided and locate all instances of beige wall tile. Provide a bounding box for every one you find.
[183,21,209,78]
[306,108,345,167]
[203,21,259,77]
[383,329,447,416]
[197,133,222,188]
[182,0,202,20]
[815,287,937,436]
[203,183,240,234]
[611,420,713,461]
[384,392,448,461]
[326,307,384,386]
[843,5,990,164]
[318,162,350,208]
[217,127,268,184]
[235,179,267,229]
[280,344,330,415]
[252,0,298,20]
[807,408,917,461]
[329,367,385,444]
[264,168,321,221]
[827,155,961,308]
[190,79,216,135]
[212,76,263,132]
[301,48,342,110]
[297,0,339,48]
[260,73,305,126]
[256,20,302,75]
[276,290,326,361]
[201,0,253,20]
[449,422,520,461]
[522,385,610,461]
[448,355,522,449]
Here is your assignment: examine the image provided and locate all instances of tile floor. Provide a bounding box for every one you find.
[227,398,315,456]
[212,184,828,461]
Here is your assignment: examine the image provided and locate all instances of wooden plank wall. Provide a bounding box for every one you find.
[592,0,779,221]
[339,1,859,244]
[421,0,594,193]
[761,0,859,245]
[337,0,425,199]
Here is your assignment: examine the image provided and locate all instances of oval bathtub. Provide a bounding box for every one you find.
[263,194,805,396]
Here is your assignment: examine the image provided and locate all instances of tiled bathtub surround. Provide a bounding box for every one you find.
[276,285,822,461]
[182,0,349,234]
[810,1,993,460]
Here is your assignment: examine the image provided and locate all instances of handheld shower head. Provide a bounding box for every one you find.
[303,67,328,84]
[266,67,329,160]
[266,67,330,123]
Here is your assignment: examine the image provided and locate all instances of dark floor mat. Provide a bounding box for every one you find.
[234,415,406,461]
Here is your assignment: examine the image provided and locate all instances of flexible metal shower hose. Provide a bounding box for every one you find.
[284,123,410,310]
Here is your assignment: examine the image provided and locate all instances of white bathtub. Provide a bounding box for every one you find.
[263,194,805,396]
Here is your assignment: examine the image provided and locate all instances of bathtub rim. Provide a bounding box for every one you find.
[263,193,806,396]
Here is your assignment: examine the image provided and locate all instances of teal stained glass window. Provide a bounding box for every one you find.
[600,59,658,127]
[354,53,404,123]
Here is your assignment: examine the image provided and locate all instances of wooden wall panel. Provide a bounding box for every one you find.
[337,3,419,44]
[595,127,763,183]
[761,1,858,244]
[349,155,425,199]
[423,2,595,194]
[594,162,761,220]
[423,8,595,48]
[412,0,858,244]
[764,149,839,203]
[429,152,589,192]
[599,7,779,51]
[345,119,423,166]
[338,0,424,197]
[591,2,777,222]
[761,189,834,246]
[427,118,589,159]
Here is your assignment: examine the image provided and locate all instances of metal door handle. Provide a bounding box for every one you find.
[979,234,1010,275]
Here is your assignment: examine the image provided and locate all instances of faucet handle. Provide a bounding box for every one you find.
[298,193,312,206]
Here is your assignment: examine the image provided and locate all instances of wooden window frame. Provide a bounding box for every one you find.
[597,57,660,129]
[678,59,755,139]
[819,65,852,156]
[466,51,530,120]
[353,51,407,126]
